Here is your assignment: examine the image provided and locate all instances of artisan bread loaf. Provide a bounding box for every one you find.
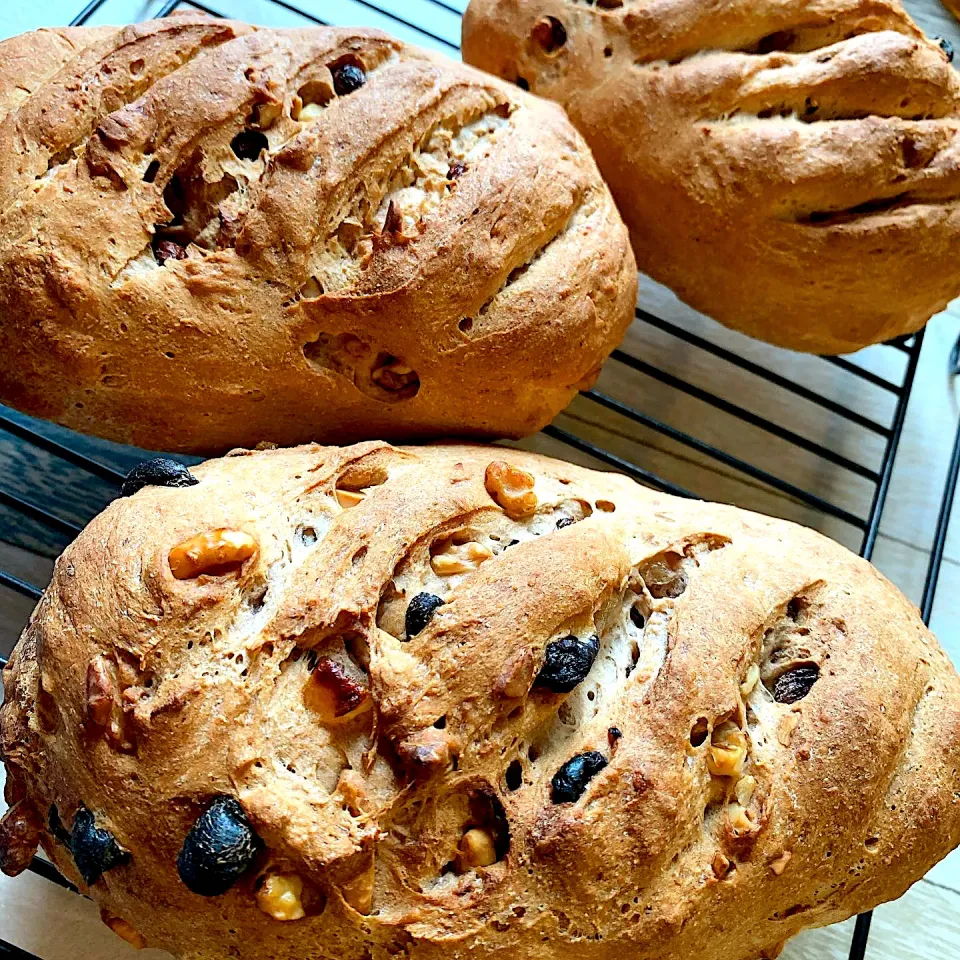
[463,0,960,354]
[0,17,635,452]
[2,442,959,960]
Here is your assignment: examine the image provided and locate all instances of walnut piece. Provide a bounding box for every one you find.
[341,855,375,914]
[740,664,760,696]
[484,460,538,520]
[100,910,147,949]
[770,851,793,876]
[494,648,536,699]
[0,800,40,877]
[777,711,801,747]
[86,655,114,728]
[712,851,732,880]
[726,803,759,838]
[735,775,757,807]
[298,101,325,122]
[458,828,498,870]
[256,874,306,921]
[708,722,748,778]
[335,488,365,509]
[431,541,493,576]
[168,529,257,579]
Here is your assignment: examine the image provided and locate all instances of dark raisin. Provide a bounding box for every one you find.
[596,0,624,7]
[535,635,600,693]
[773,664,820,704]
[607,727,622,747]
[153,238,187,265]
[405,593,444,638]
[551,751,608,804]
[48,806,72,847]
[629,605,645,629]
[70,807,129,886]
[332,63,366,96]
[230,130,268,162]
[120,458,199,498]
[556,517,575,529]
[177,796,260,897]
[448,161,468,179]
[940,37,955,62]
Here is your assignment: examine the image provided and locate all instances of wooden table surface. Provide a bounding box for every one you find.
[1,0,960,958]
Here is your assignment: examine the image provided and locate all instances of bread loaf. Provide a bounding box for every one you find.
[2,442,958,960]
[0,17,635,452]
[462,0,960,354]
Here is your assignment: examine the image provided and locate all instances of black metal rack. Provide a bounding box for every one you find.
[1,1,959,959]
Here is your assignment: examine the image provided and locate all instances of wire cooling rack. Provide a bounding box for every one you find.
[1,1,960,959]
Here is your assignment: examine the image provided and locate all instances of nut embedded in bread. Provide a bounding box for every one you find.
[463,0,960,354]
[2,442,959,960]
[0,18,636,452]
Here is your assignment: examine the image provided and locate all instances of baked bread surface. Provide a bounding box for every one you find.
[462,0,960,354]
[2,442,959,960]
[0,17,635,451]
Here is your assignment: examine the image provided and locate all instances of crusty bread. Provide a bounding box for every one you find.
[2,442,959,960]
[0,17,635,452]
[462,0,960,354]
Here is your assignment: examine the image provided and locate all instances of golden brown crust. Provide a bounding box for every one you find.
[2,442,959,960]
[0,26,119,123]
[0,20,635,452]
[462,0,960,354]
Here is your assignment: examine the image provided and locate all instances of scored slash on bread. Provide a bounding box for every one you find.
[462,0,960,354]
[2,442,959,960]
[0,17,635,452]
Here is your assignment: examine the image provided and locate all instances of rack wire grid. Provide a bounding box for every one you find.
[1,1,960,959]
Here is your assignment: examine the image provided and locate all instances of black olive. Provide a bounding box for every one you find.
[940,37,955,62]
[551,751,608,804]
[120,458,199,498]
[608,726,622,742]
[535,635,600,693]
[48,805,72,847]
[332,63,366,96]
[70,807,129,886]
[556,517,575,529]
[177,796,260,897]
[773,664,820,704]
[230,130,269,162]
[405,593,445,638]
